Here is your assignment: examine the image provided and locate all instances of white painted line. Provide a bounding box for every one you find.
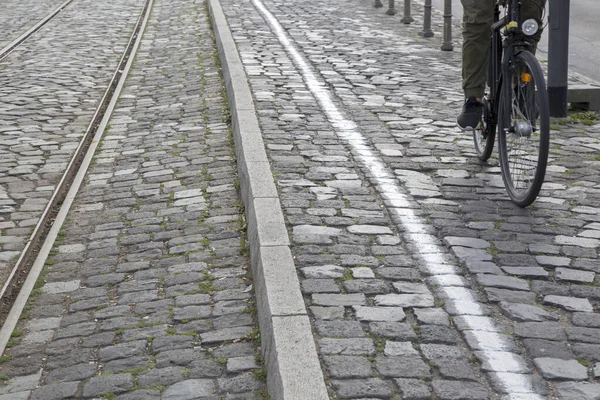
[250,0,542,396]
[0,0,155,357]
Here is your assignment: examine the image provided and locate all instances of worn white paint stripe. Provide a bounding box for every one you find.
[250,0,542,396]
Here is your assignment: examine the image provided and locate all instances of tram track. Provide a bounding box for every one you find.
[0,0,154,354]
[0,0,76,62]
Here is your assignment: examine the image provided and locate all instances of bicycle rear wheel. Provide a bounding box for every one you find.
[473,96,496,161]
[497,50,549,207]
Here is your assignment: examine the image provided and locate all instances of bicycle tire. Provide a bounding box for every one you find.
[473,96,496,161]
[497,50,550,207]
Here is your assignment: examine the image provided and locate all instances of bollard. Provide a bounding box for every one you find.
[386,0,397,15]
[548,0,570,117]
[374,0,384,9]
[441,0,453,50]
[420,0,434,37]
[401,0,414,23]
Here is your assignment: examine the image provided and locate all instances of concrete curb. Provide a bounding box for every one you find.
[206,1,329,399]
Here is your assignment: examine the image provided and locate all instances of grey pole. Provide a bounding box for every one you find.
[547,0,570,117]
[387,0,397,15]
[401,0,414,23]
[441,0,453,50]
[420,0,434,37]
[374,0,384,9]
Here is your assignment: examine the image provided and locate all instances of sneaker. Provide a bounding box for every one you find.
[457,97,483,130]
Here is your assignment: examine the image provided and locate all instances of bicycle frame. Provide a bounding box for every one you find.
[487,0,532,126]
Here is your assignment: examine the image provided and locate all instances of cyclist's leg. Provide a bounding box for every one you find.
[460,0,495,99]
[521,0,547,53]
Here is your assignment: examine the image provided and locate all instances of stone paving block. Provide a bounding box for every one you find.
[310,306,344,320]
[375,356,430,378]
[136,366,188,388]
[317,338,376,355]
[501,266,549,277]
[555,382,600,400]
[0,372,41,394]
[555,267,595,283]
[573,312,600,328]
[99,340,146,362]
[0,392,29,400]
[162,379,216,400]
[395,378,431,399]
[488,372,542,396]
[315,320,366,338]
[534,358,589,380]
[498,302,559,322]
[453,315,502,332]
[226,356,259,373]
[302,279,341,294]
[353,306,406,322]
[523,339,574,360]
[30,382,79,400]
[567,327,600,344]
[312,293,366,306]
[374,293,434,307]
[82,374,133,397]
[475,351,530,373]
[543,295,594,312]
[431,379,489,399]
[323,355,373,378]
[413,308,450,326]
[331,378,393,398]
[485,287,538,304]
[114,390,161,400]
[476,274,530,291]
[44,363,97,383]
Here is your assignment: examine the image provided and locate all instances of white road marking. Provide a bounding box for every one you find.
[249,0,544,397]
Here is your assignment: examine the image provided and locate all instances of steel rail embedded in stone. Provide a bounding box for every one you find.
[0,0,154,353]
[0,0,76,61]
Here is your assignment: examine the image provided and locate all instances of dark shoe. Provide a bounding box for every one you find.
[457,97,483,130]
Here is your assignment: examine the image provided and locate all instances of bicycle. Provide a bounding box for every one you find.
[473,0,550,207]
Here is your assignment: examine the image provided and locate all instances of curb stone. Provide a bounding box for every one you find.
[206,0,330,398]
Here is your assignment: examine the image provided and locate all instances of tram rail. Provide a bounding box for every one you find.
[0,0,154,353]
[0,0,76,61]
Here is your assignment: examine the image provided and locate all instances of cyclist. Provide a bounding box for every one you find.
[457,0,547,130]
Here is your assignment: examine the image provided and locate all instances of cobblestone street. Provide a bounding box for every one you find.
[1,0,600,398]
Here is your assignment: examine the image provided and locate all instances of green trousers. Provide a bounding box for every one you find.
[461,0,547,98]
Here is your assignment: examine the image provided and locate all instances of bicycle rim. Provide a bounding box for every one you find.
[497,51,550,207]
[473,96,496,161]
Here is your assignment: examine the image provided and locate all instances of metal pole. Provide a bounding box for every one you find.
[441,0,453,50]
[420,0,434,37]
[401,0,414,24]
[374,0,384,9]
[547,0,570,117]
[387,0,397,15]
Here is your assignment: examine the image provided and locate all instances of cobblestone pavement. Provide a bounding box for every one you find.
[0,0,263,399]
[1,0,600,398]
[0,0,143,285]
[218,0,600,398]
[0,0,66,50]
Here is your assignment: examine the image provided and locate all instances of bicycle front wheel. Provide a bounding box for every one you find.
[497,50,550,207]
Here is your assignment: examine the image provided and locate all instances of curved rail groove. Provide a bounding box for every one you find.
[0,0,76,61]
[0,0,154,354]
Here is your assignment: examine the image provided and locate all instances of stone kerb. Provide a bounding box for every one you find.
[206,0,329,398]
